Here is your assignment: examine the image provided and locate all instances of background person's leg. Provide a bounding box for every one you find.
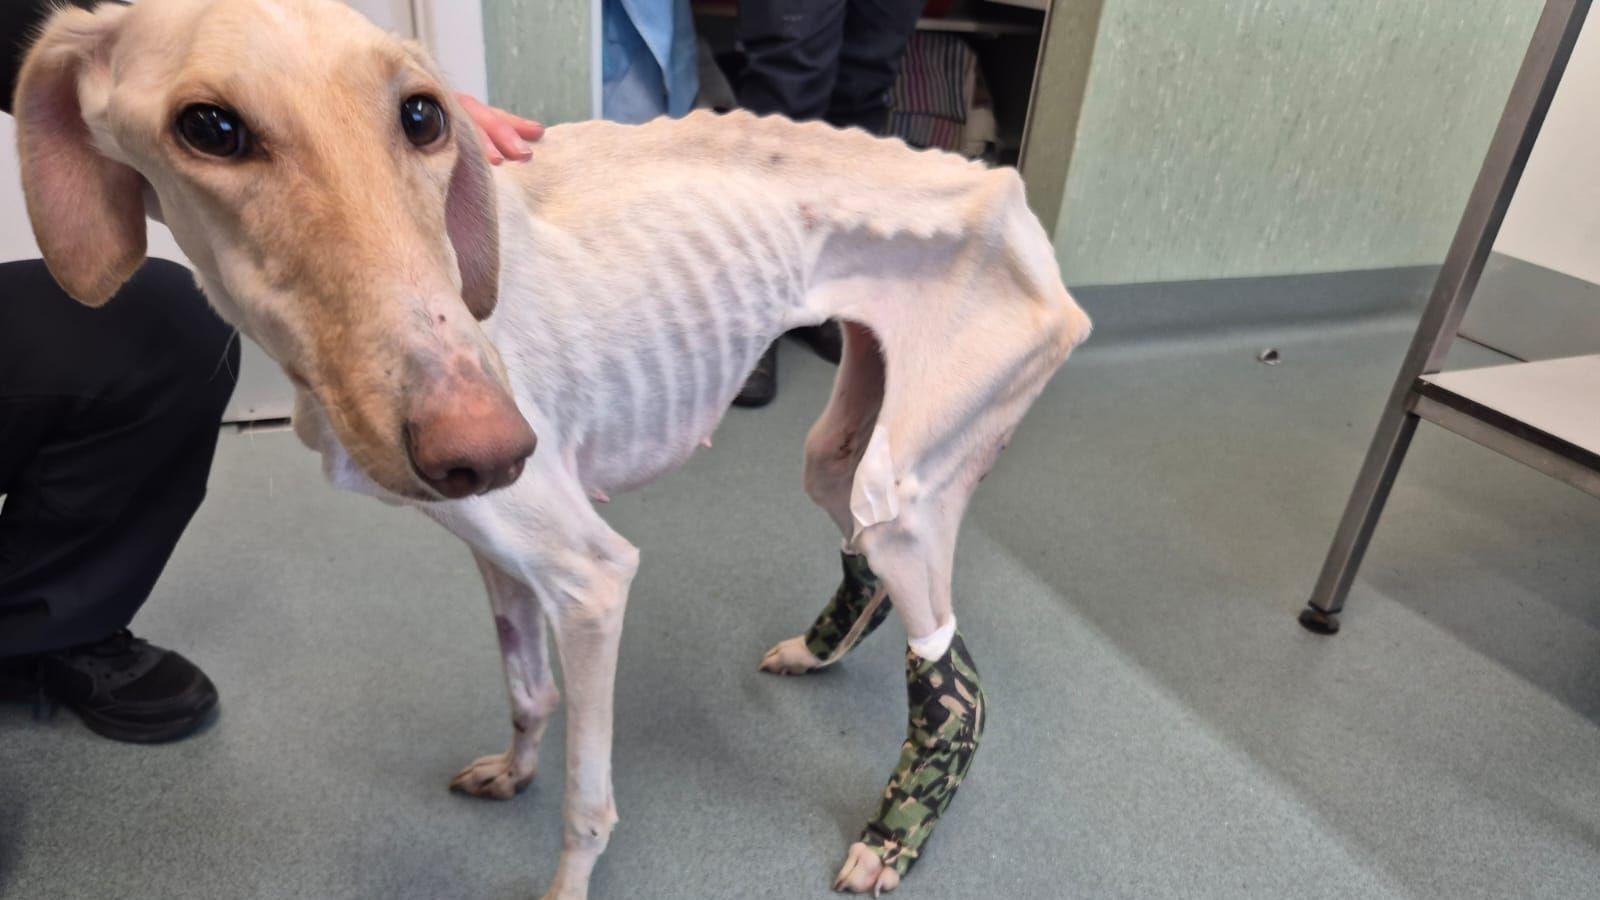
[827,0,924,135]
[0,259,237,699]
[732,0,915,408]
[735,0,850,120]
[733,0,853,407]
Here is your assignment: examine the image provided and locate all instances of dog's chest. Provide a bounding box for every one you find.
[497,192,814,494]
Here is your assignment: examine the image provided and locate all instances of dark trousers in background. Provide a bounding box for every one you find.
[0,259,238,658]
[737,0,925,134]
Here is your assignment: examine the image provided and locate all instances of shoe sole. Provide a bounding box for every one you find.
[732,391,776,408]
[73,692,219,744]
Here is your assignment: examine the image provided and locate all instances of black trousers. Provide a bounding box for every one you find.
[737,0,924,134]
[0,259,238,657]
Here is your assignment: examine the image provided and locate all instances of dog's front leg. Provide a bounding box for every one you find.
[451,553,559,800]
[423,468,638,899]
[536,514,640,900]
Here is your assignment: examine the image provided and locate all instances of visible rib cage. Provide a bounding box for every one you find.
[497,175,806,494]
[492,109,1077,497]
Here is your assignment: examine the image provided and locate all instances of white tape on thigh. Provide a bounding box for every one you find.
[908,617,956,661]
[849,424,899,539]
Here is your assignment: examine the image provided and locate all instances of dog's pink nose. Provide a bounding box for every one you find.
[404,387,536,499]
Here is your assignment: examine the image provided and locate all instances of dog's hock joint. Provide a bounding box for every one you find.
[907,617,955,662]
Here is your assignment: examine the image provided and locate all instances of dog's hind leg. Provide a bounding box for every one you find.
[761,322,897,676]
[831,460,986,896]
[759,549,893,676]
[828,299,1078,893]
[450,553,559,800]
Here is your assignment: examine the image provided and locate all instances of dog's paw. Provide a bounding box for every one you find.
[449,751,536,800]
[759,635,824,675]
[832,842,900,896]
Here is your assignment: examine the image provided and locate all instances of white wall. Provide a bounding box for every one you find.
[1497,13,1600,285]
[413,0,489,100]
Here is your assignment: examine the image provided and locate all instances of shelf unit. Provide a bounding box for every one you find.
[1298,0,1597,635]
[691,1,1045,37]
[690,1,1048,164]
[1414,356,1600,498]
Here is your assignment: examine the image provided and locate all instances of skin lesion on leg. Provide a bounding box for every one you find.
[759,550,894,675]
[835,633,986,894]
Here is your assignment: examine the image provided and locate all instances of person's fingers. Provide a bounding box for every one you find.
[475,122,505,165]
[456,92,490,123]
[481,114,533,161]
[457,92,537,162]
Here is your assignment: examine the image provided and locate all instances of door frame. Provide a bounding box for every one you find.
[408,0,490,100]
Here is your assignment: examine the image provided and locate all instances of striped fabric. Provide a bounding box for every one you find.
[888,32,977,154]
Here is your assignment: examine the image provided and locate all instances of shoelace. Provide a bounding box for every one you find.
[85,629,148,660]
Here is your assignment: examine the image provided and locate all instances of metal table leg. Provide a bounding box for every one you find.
[1299,0,1592,635]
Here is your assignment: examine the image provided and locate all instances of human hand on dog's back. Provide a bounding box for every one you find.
[458,93,544,165]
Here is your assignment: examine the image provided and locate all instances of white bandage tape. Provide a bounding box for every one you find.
[850,424,899,538]
[907,617,956,661]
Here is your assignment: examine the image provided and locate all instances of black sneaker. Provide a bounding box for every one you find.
[1,630,218,743]
[734,342,779,408]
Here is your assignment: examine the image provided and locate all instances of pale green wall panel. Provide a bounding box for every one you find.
[483,0,592,125]
[1053,0,1542,286]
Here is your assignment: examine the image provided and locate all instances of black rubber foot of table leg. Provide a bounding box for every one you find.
[1298,606,1341,635]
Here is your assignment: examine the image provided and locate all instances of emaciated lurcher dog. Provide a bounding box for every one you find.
[15,0,1091,895]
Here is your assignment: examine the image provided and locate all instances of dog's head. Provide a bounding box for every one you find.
[14,0,534,500]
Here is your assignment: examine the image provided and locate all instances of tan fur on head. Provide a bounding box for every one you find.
[12,0,523,499]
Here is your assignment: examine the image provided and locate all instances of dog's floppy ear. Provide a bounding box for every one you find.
[14,4,145,307]
[445,94,500,321]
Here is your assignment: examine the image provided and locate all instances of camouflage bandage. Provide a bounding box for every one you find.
[859,633,986,876]
[803,551,893,664]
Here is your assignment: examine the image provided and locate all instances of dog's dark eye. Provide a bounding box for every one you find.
[400,95,446,147]
[177,104,248,158]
